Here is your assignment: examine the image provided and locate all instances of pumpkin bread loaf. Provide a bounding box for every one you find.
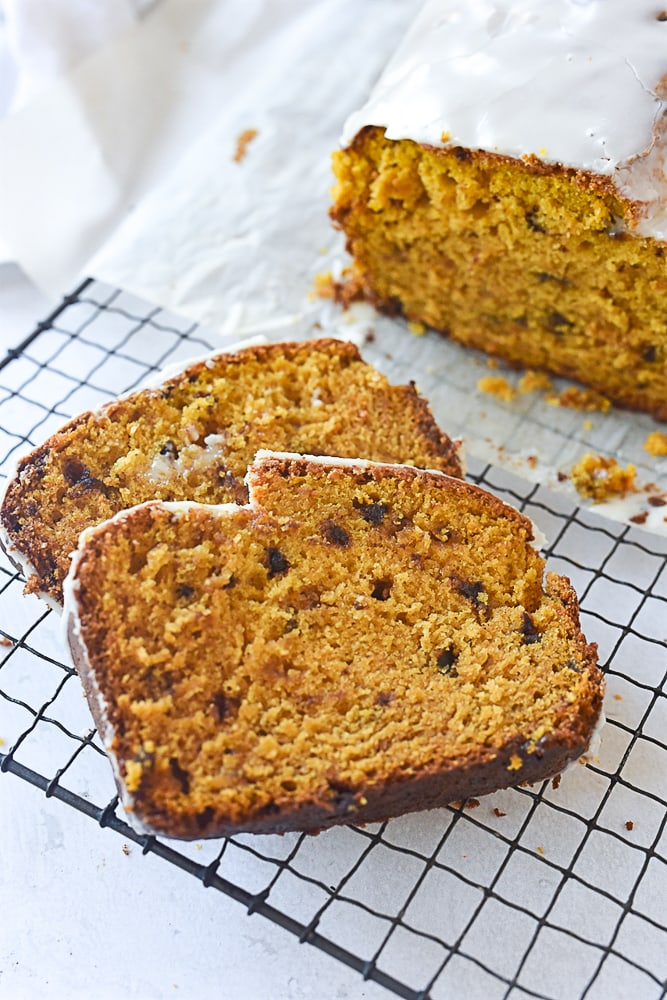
[332,2,667,419]
[0,339,461,605]
[63,452,603,839]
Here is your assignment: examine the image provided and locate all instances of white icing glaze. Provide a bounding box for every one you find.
[565,701,606,772]
[144,433,229,486]
[341,0,667,238]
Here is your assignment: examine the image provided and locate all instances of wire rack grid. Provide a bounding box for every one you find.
[1,279,666,1000]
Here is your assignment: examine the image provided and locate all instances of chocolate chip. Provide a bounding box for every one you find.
[454,147,472,162]
[519,611,542,645]
[376,691,395,706]
[657,11,667,21]
[642,345,657,363]
[62,458,110,495]
[212,692,228,721]
[353,498,389,525]
[321,520,350,547]
[451,575,486,608]
[436,647,458,675]
[61,460,83,484]
[648,496,667,507]
[266,547,290,577]
[525,209,546,234]
[160,440,179,459]
[534,272,571,288]
[547,310,574,334]
[371,579,392,601]
[176,583,194,599]
[169,757,190,794]
[196,807,215,830]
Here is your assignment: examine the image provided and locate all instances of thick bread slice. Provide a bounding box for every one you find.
[64,452,602,839]
[0,338,461,606]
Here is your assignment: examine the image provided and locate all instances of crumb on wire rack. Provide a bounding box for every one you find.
[569,452,637,502]
[644,430,667,456]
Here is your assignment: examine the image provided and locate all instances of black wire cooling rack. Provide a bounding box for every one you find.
[1,279,666,1000]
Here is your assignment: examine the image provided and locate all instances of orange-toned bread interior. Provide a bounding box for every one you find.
[331,127,667,419]
[68,456,601,838]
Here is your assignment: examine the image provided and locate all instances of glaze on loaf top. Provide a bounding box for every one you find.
[341,0,667,237]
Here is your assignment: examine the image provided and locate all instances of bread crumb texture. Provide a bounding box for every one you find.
[570,452,637,501]
[331,127,667,419]
[68,455,602,839]
[477,375,517,403]
[232,128,258,163]
[1,339,460,604]
[644,431,667,456]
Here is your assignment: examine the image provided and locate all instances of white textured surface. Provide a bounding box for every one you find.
[0,780,388,1000]
[342,0,667,238]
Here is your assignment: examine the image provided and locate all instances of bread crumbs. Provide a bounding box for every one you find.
[477,375,517,402]
[644,431,667,456]
[519,370,553,393]
[232,128,258,163]
[547,386,611,412]
[570,453,637,501]
[312,269,365,308]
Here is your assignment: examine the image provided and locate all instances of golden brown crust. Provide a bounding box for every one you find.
[65,455,603,840]
[0,338,461,604]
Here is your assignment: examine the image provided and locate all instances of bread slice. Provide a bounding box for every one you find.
[63,451,603,840]
[0,339,461,606]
